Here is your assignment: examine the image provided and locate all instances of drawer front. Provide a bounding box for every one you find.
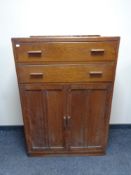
[15,42,117,62]
[17,63,115,83]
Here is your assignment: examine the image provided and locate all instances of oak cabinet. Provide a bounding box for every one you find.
[12,36,120,156]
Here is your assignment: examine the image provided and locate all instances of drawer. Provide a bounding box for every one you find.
[17,63,115,83]
[14,42,117,62]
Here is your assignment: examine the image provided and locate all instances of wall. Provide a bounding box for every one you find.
[0,0,131,125]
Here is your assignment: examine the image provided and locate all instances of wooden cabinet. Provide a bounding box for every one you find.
[12,36,120,156]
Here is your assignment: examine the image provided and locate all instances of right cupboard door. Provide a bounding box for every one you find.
[67,83,112,153]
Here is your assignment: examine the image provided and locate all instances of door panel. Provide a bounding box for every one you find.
[68,84,111,150]
[20,85,66,152]
[20,83,112,153]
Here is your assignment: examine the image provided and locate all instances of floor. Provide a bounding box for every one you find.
[0,127,131,175]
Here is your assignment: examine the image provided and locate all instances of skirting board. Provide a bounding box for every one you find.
[0,124,131,131]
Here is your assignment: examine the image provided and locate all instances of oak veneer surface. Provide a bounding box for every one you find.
[17,63,115,83]
[14,41,117,62]
[12,35,120,156]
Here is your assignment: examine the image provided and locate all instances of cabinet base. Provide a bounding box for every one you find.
[27,149,106,157]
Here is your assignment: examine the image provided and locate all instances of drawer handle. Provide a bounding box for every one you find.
[30,73,43,78]
[27,50,42,57]
[90,49,105,55]
[89,71,103,77]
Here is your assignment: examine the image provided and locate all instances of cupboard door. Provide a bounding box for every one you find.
[67,84,112,151]
[20,84,66,152]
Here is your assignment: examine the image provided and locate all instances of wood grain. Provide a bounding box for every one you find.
[17,63,115,83]
[14,42,118,62]
[12,35,120,156]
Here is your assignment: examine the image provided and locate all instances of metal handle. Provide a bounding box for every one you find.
[63,116,71,128]
[67,116,71,120]
[63,116,67,128]
[27,50,42,57]
[67,116,71,128]
[30,73,43,78]
[89,71,103,77]
[90,49,105,55]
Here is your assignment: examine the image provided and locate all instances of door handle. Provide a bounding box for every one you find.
[67,116,71,128]
[63,116,67,129]
[63,116,71,128]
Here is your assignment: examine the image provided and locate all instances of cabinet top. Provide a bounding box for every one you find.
[12,35,120,43]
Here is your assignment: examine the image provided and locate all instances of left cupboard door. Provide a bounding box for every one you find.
[20,84,66,154]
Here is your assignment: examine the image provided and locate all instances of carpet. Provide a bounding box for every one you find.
[0,128,131,175]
